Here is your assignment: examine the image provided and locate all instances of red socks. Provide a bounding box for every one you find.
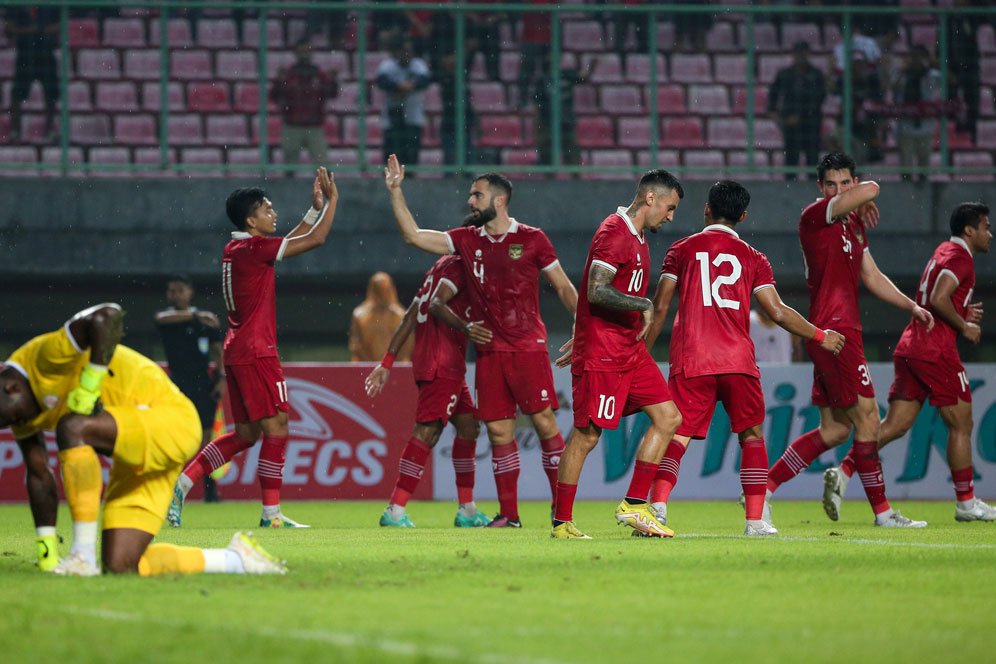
[540,433,565,499]
[183,431,255,484]
[554,482,578,523]
[952,465,975,502]
[767,429,829,493]
[650,441,687,504]
[625,460,657,503]
[740,439,769,521]
[839,448,856,479]
[491,440,520,520]
[451,436,477,505]
[258,434,288,508]
[390,437,432,507]
[852,439,890,515]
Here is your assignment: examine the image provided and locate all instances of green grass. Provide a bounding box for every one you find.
[2,499,995,664]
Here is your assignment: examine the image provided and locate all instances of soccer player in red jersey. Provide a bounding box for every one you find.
[766,152,933,528]
[550,170,685,539]
[824,202,994,522]
[643,180,845,536]
[365,254,494,528]
[168,167,339,529]
[384,154,578,528]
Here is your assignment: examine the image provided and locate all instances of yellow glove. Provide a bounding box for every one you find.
[66,363,108,415]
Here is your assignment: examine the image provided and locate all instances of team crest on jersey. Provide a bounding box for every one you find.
[43,394,59,409]
[854,229,864,244]
[509,244,523,260]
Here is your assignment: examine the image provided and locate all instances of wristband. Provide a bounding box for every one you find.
[812,328,826,344]
[303,206,321,225]
[79,363,109,391]
[381,352,396,370]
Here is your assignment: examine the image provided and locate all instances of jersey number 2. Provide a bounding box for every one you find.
[695,252,743,309]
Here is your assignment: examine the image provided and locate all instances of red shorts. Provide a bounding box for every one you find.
[670,371,765,439]
[889,355,971,407]
[807,328,875,409]
[572,354,670,430]
[415,377,475,426]
[475,350,558,422]
[225,358,290,424]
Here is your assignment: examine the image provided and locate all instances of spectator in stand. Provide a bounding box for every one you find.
[349,272,413,363]
[376,36,431,170]
[429,12,478,170]
[947,0,983,141]
[609,1,649,68]
[269,39,339,176]
[534,55,593,169]
[832,23,882,71]
[827,50,885,164]
[517,0,554,109]
[468,1,506,82]
[768,42,826,179]
[892,45,941,183]
[673,0,713,53]
[6,6,60,143]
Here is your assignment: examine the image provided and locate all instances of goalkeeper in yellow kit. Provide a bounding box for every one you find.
[0,303,286,576]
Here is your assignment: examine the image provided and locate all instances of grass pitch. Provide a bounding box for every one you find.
[2,499,995,664]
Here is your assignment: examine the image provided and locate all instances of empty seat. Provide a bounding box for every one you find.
[323,116,342,145]
[499,51,520,81]
[982,56,996,85]
[705,22,738,53]
[707,118,747,149]
[754,119,782,149]
[422,84,442,113]
[124,50,161,80]
[134,146,178,178]
[714,54,748,85]
[167,114,204,145]
[114,114,157,145]
[576,116,615,148]
[979,25,995,55]
[781,23,823,51]
[470,82,507,112]
[655,22,677,52]
[327,81,357,113]
[40,146,85,177]
[683,150,725,180]
[216,51,258,80]
[68,18,100,48]
[187,82,231,112]
[354,51,390,81]
[732,87,769,114]
[478,115,524,147]
[758,55,792,85]
[142,81,185,112]
[170,51,213,80]
[104,18,146,48]
[266,51,296,80]
[573,84,599,114]
[206,115,249,145]
[977,120,996,149]
[0,49,15,78]
[656,85,687,113]
[587,53,624,84]
[252,115,282,146]
[0,146,39,176]
[67,81,93,111]
[564,20,607,51]
[670,54,712,84]
[952,151,995,181]
[228,147,264,168]
[180,148,225,177]
[501,149,539,166]
[624,54,667,84]
[688,85,730,115]
[311,51,350,76]
[909,25,938,48]
[728,150,773,180]
[636,149,681,169]
[600,84,645,115]
[242,18,285,48]
[617,117,652,148]
[78,49,121,80]
[89,147,131,177]
[95,81,138,112]
[662,117,704,148]
[234,82,277,113]
[149,19,194,48]
[342,115,383,146]
[586,149,633,180]
[737,22,779,52]
[196,19,239,48]
[70,114,112,145]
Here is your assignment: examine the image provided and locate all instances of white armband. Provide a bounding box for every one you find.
[303,206,321,226]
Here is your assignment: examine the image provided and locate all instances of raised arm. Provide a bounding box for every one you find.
[861,251,934,330]
[543,263,578,316]
[384,154,453,255]
[754,287,845,354]
[644,275,677,349]
[828,180,880,227]
[282,167,339,259]
[364,301,419,397]
[930,273,980,344]
[429,281,493,345]
[65,303,125,415]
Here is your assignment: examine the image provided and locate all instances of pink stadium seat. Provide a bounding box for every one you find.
[574,85,599,114]
[499,52,520,81]
[502,149,539,166]
[624,54,666,84]
[170,51,213,80]
[242,19,285,48]
[40,147,85,177]
[0,49,15,78]
[980,86,994,117]
[754,119,783,149]
[89,147,131,177]
[656,85,687,113]
[68,19,100,48]
[600,84,644,115]
[738,22,779,52]
[707,118,747,149]
[688,85,731,115]
[564,20,607,51]
[180,148,224,177]
[187,82,231,112]
[470,82,507,112]
[234,82,277,113]
[114,114,157,145]
[323,115,342,145]
[670,54,712,84]
[227,147,263,168]
[714,54,748,85]
[636,149,682,169]
[196,19,239,49]
[576,116,615,148]
[104,18,146,48]
[586,149,632,180]
[252,115,282,146]
[68,81,93,111]
[655,22,676,52]
[478,115,524,148]
[367,85,388,113]
[312,51,349,76]
[134,147,177,178]
[781,23,823,51]
[327,81,358,113]
[662,117,704,148]
[705,22,738,53]
[14,113,49,143]
[758,54,792,85]
[341,115,383,146]
[422,84,442,113]
[168,114,204,145]
[142,81,184,112]
[728,150,773,180]
[587,54,624,84]
[981,56,996,85]
[732,87,769,114]
[149,19,194,48]
[124,50,161,80]
[977,120,996,149]
[353,51,389,81]
[95,82,138,112]
[952,151,995,181]
[205,115,249,146]
[910,25,938,48]
[216,51,258,81]
[70,115,112,145]
[979,25,996,55]
[684,150,726,180]
[78,49,121,80]
[617,117,652,148]
[0,146,39,176]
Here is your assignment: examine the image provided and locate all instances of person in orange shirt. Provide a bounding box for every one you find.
[349,272,413,362]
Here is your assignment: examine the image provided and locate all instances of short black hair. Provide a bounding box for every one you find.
[949,202,990,236]
[167,273,193,287]
[638,169,684,200]
[473,172,513,204]
[226,187,268,230]
[817,152,857,182]
[708,180,751,224]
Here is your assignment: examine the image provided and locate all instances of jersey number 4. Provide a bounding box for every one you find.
[695,252,743,309]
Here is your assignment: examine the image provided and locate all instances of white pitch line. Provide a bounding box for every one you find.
[63,606,572,664]
[675,532,996,550]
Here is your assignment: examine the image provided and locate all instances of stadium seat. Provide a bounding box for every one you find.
[714,54,748,85]
[265,51,295,80]
[656,85,687,114]
[0,49,14,78]
[977,120,996,149]
[684,150,726,179]
[655,22,677,52]
[14,114,49,144]
[732,87,769,115]
[227,147,263,169]
[124,50,161,80]
[636,149,682,169]
[952,151,995,181]
[196,19,239,49]
[478,115,524,148]
[754,119,783,149]
[252,115,282,146]
[341,115,383,146]
[104,18,147,48]
[149,19,194,48]
[670,54,712,84]
[501,148,539,166]
[242,18,285,48]
[688,85,731,115]
[187,82,232,112]
[617,117,652,148]
[78,49,122,80]
[600,84,644,115]
[737,21,779,52]
[586,149,633,180]
[312,51,350,77]
[234,82,277,113]
[205,115,249,146]
[662,117,704,148]
[624,54,666,84]
[170,51,213,80]
[574,84,599,114]
[70,115,112,146]
[980,86,994,117]
[499,52,520,81]
[113,114,157,146]
[728,150,773,180]
[982,56,996,85]
[89,147,131,177]
[758,54,793,85]
[470,82,507,112]
[0,146,39,176]
[180,147,225,177]
[586,54,624,84]
[167,114,204,145]
[327,81,358,113]
[564,20,607,51]
[67,81,94,111]
[216,51,258,81]
[422,84,442,113]
[141,81,185,112]
[909,25,937,48]
[95,82,138,112]
[979,25,995,55]
[68,18,100,48]
[354,51,390,81]
[134,146,178,178]
[40,146,85,177]
[780,23,823,51]
[705,22,738,53]
[576,116,615,148]
[323,115,342,145]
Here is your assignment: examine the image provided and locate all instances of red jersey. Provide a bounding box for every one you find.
[446,219,560,353]
[799,196,869,330]
[895,237,975,363]
[411,255,471,382]
[661,224,776,378]
[221,232,287,365]
[573,209,653,372]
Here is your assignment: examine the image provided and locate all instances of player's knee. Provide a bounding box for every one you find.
[54,414,91,451]
[103,551,140,575]
[455,419,481,440]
